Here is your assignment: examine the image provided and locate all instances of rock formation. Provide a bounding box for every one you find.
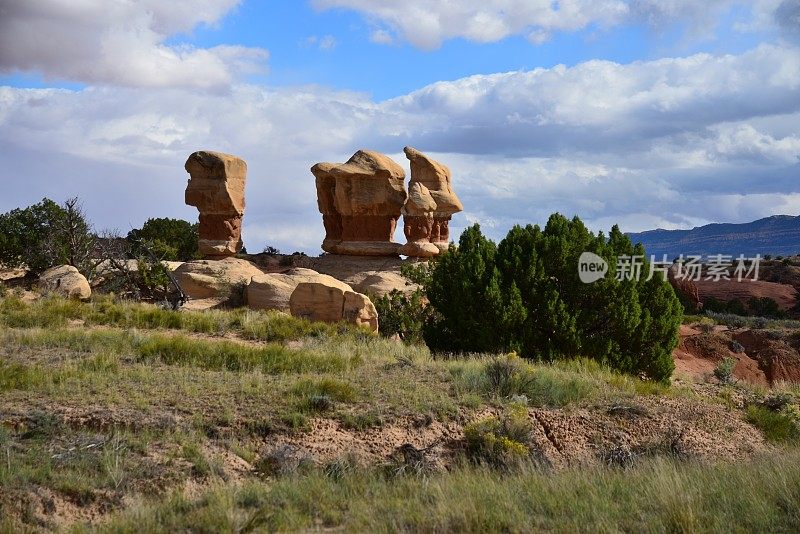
[173,257,263,299]
[185,151,247,258]
[667,264,702,312]
[403,146,463,253]
[247,268,352,312]
[38,265,91,300]
[397,182,439,258]
[290,281,379,332]
[311,150,407,256]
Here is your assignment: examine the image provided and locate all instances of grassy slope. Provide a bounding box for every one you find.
[0,294,799,532]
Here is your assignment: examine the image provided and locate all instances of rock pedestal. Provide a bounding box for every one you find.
[403,146,463,253]
[398,182,439,258]
[311,150,407,256]
[185,151,247,258]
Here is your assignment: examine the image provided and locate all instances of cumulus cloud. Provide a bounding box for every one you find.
[312,0,785,48]
[0,0,268,89]
[1,44,799,252]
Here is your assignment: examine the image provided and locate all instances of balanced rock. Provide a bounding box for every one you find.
[174,258,263,299]
[398,182,439,258]
[404,146,463,252]
[311,150,407,256]
[185,151,247,258]
[38,265,91,300]
[246,268,351,312]
[290,281,378,333]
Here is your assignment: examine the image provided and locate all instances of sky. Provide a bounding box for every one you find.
[1,0,799,254]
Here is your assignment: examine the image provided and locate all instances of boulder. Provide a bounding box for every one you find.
[404,146,463,252]
[174,258,263,299]
[350,271,418,297]
[246,268,350,312]
[311,150,407,256]
[343,291,379,332]
[185,151,248,258]
[38,265,91,300]
[289,280,379,333]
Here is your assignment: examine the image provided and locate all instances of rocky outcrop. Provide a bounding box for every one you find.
[668,265,702,311]
[174,258,263,299]
[311,150,407,256]
[38,265,91,300]
[350,271,419,297]
[404,146,463,253]
[290,281,379,332]
[185,151,247,258]
[246,268,351,312]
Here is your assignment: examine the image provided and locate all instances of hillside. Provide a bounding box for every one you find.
[627,215,800,257]
[1,294,799,531]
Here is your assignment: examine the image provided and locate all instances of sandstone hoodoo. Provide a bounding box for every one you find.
[403,146,463,253]
[398,182,440,258]
[311,150,407,256]
[184,151,248,258]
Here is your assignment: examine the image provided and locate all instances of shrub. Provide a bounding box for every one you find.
[374,289,431,344]
[713,357,736,384]
[126,218,200,262]
[464,404,532,468]
[0,197,95,276]
[747,297,788,320]
[423,216,682,382]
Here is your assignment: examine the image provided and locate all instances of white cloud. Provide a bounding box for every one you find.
[312,0,790,48]
[0,0,268,89]
[1,44,799,252]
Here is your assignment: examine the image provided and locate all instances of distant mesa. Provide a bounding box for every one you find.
[185,150,247,259]
[628,215,800,258]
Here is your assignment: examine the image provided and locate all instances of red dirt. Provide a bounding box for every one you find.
[673,325,768,386]
[733,330,800,384]
[693,279,797,311]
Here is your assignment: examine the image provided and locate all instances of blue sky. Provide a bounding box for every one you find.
[1,0,799,253]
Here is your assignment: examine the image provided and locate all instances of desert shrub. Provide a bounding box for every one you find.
[464,404,532,468]
[483,353,533,398]
[730,340,745,353]
[127,218,200,262]
[747,297,789,320]
[713,357,736,384]
[374,289,431,344]
[423,216,682,382]
[0,197,95,276]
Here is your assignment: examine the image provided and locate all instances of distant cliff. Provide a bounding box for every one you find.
[627,215,800,258]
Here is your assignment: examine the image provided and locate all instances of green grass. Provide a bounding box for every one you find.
[0,294,370,342]
[4,294,799,531]
[745,405,800,444]
[447,355,671,408]
[93,452,800,533]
